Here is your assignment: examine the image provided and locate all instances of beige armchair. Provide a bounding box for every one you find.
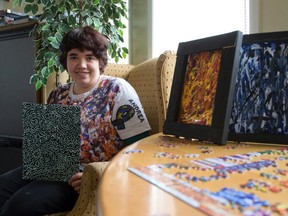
[45,50,177,216]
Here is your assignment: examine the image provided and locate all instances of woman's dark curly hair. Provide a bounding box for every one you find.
[59,26,109,74]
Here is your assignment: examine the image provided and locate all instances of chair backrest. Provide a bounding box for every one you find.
[123,51,177,135]
[125,58,160,134]
[104,61,165,134]
[155,51,177,121]
[104,63,134,80]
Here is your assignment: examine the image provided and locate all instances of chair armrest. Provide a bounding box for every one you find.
[67,162,109,216]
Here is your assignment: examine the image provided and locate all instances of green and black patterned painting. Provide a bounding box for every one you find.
[22,102,81,182]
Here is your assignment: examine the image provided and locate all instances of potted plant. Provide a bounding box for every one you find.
[13,0,128,90]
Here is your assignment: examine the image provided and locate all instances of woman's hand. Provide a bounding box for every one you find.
[69,172,83,193]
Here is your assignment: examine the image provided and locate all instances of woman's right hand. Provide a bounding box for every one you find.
[68,172,83,193]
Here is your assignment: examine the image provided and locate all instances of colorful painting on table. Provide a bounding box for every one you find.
[178,50,222,126]
[230,41,288,136]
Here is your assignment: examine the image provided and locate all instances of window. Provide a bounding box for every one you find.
[152,0,249,57]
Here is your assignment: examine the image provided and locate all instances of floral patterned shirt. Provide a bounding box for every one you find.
[47,75,151,165]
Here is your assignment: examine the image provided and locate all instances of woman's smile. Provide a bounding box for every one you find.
[67,48,101,94]
[76,71,90,77]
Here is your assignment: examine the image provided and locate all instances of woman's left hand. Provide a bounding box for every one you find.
[69,172,83,193]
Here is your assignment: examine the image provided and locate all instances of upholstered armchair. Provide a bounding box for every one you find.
[44,50,177,216]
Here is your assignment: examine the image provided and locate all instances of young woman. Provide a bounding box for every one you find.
[0,26,151,215]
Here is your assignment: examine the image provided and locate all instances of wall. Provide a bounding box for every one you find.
[250,0,288,33]
[249,0,261,33]
[260,0,288,32]
[2,0,25,13]
[129,0,151,64]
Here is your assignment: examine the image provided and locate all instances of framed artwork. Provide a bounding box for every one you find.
[163,31,243,145]
[22,102,81,182]
[228,31,288,144]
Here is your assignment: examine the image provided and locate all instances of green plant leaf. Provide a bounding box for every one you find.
[55,32,63,42]
[117,49,123,58]
[42,29,52,38]
[122,47,128,54]
[30,74,39,84]
[50,5,58,16]
[37,49,46,60]
[93,22,101,29]
[51,41,60,49]
[31,4,39,15]
[41,66,49,77]
[59,24,71,33]
[42,24,50,30]
[44,52,54,60]
[48,58,54,68]
[65,2,71,12]
[118,34,124,42]
[24,4,32,13]
[114,56,119,63]
[86,17,93,26]
[49,65,55,73]
[42,77,48,85]
[35,80,43,91]
[13,0,22,7]
[69,0,78,8]
[48,36,58,43]
[41,0,49,6]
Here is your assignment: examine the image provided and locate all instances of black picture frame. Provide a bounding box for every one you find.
[163,31,243,145]
[228,31,288,145]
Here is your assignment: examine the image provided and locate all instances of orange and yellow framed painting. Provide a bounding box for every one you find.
[163,31,243,145]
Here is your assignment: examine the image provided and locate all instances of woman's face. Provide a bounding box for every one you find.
[67,48,101,94]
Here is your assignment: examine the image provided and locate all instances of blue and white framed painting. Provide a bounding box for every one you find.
[229,31,288,144]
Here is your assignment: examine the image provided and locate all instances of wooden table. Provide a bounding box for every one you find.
[97,133,288,216]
